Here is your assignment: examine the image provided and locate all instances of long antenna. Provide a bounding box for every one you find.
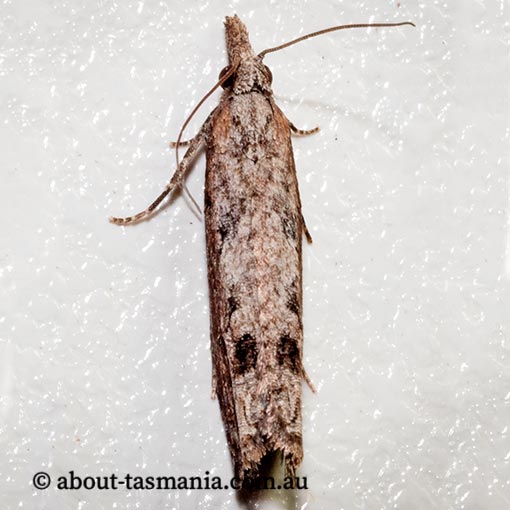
[173,60,240,215]
[174,60,240,168]
[258,22,415,58]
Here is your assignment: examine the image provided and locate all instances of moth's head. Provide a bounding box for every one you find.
[221,15,272,94]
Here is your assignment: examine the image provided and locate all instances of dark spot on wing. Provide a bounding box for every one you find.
[218,209,239,242]
[234,333,257,375]
[227,295,238,319]
[286,291,300,316]
[277,334,300,374]
[281,208,297,241]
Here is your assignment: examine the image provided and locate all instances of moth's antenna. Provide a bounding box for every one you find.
[173,60,240,215]
[175,60,240,167]
[258,22,415,58]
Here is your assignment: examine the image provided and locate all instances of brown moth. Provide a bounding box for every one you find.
[111,15,414,483]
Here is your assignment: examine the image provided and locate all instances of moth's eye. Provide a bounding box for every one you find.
[218,66,234,88]
[263,65,273,84]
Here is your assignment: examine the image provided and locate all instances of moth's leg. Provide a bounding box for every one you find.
[287,118,316,242]
[110,107,218,224]
[302,365,316,393]
[166,138,201,213]
[289,122,320,137]
[110,130,205,225]
[302,216,313,244]
[211,371,217,400]
[169,138,194,148]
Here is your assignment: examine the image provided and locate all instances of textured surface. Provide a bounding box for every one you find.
[1,1,508,509]
[205,15,308,481]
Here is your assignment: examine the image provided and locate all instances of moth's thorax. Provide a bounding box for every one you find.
[232,60,272,94]
[224,15,272,95]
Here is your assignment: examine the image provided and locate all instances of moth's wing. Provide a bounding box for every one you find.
[204,95,306,480]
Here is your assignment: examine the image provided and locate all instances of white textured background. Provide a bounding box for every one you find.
[1,0,509,509]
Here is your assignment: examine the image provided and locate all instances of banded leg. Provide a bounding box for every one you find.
[211,372,217,400]
[302,216,313,244]
[110,129,206,225]
[170,134,204,212]
[169,138,194,148]
[302,364,316,393]
[286,117,317,242]
[289,122,320,136]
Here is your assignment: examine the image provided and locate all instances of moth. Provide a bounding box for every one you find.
[111,15,414,483]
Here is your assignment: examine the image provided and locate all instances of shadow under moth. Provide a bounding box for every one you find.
[111,15,414,483]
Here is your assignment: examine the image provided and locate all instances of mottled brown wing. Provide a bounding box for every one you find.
[204,90,306,480]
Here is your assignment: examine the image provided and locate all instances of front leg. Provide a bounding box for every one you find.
[110,124,208,225]
[169,138,194,148]
[289,121,320,136]
[287,119,316,243]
